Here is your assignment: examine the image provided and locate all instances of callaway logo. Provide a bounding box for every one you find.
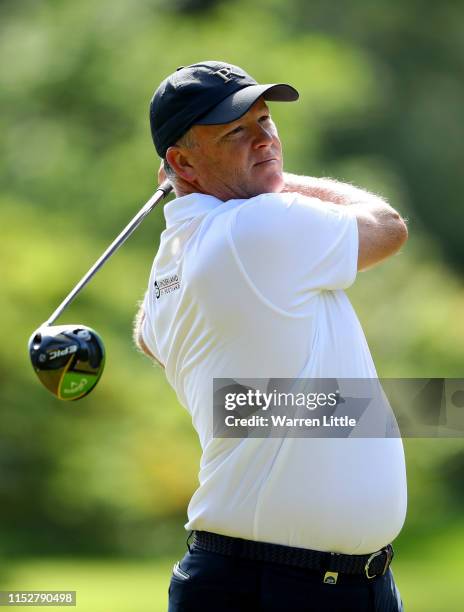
[63,379,88,394]
[213,68,246,83]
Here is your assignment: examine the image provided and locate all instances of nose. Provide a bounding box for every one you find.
[252,122,274,148]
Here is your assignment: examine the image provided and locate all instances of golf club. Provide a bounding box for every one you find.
[29,180,173,400]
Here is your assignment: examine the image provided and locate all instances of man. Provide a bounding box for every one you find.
[135,61,408,611]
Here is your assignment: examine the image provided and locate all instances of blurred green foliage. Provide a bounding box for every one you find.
[1,2,464,609]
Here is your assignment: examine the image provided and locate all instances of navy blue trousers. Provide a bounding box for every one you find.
[168,547,404,612]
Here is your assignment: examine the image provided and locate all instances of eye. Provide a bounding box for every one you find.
[259,114,271,123]
[226,125,244,137]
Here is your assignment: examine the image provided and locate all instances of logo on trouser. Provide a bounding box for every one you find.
[323,571,338,584]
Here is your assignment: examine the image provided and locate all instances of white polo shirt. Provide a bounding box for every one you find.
[141,191,407,555]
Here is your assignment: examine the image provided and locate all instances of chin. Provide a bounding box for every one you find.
[249,171,284,196]
[263,172,284,194]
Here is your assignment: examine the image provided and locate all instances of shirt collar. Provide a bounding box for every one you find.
[164,193,223,227]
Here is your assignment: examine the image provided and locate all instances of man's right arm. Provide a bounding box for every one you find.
[282,173,408,271]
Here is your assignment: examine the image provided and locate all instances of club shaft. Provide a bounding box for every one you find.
[43,181,172,327]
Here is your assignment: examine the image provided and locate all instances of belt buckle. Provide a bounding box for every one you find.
[364,546,393,579]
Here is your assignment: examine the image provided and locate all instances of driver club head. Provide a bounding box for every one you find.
[29,325,105,400]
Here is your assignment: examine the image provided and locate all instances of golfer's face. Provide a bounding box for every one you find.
[189,98,284,199]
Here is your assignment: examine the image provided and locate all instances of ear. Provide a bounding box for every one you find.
[165,146,197,182]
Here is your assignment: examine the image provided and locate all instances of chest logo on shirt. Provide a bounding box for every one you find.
[154,274,181,299]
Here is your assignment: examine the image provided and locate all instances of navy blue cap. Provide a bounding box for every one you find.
[149,61,299,158]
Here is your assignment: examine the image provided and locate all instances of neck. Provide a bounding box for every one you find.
[172,176,228,200]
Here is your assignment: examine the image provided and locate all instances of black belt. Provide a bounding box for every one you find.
[191,531,393,580]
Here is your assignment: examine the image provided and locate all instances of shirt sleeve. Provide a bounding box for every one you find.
[140,288,162,361]
[229,192,358,313]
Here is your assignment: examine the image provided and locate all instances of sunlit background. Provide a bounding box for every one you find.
[1,0,464,610]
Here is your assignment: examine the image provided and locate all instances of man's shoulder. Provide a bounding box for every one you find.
[232,191,327,216]
[211,192,295,226]
[228,191,329,232]
[240,191,299,207]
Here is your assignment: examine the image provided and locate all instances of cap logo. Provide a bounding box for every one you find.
[213,68,245,83]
